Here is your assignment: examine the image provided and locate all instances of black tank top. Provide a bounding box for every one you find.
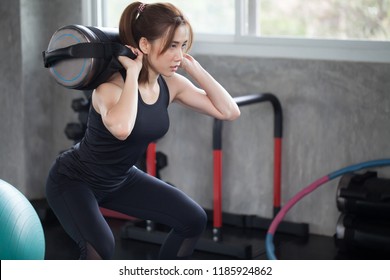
[57,75,170,189]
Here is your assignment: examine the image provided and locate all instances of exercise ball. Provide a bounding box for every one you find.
[0,179,45,259]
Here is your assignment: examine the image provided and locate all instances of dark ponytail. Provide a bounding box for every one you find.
[119,2,193,84]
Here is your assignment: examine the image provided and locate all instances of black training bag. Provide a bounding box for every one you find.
[42,24,136,90]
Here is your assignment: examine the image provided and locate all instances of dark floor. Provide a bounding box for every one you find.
[33,200,388,260]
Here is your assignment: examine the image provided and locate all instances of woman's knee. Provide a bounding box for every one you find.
[184,206,207,237]
[95,236,115,260]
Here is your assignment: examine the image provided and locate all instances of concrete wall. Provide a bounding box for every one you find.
[0,0,83,198]
[158,57,390,236]
[0,0,25,190]
[1,0,389,236]
[20,0,85,198]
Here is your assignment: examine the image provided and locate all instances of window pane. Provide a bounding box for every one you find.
[102,0,129,27]
[259,0,390,41]
[167,0,235,34]
[102,0,235,35]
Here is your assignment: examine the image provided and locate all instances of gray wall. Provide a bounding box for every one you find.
[158,57,390,236]
[1,0,389,236]
[0,0,25,191]
[0,0,83,198]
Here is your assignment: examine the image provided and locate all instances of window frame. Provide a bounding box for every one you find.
[83,0,390,63]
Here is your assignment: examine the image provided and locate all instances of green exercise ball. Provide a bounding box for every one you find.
[0,179,45,259]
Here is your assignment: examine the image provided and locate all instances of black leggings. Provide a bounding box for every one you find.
[45,161,207,260]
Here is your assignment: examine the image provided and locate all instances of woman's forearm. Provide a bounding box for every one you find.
[186,61,240,120]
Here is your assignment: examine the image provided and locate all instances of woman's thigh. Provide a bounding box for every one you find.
[101,168,207,237]
[46,163,114,259]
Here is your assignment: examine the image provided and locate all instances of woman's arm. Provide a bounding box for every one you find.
[168,54,240,121]
[92,49,143,140]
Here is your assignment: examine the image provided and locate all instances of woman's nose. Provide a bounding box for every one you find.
[175,48,183,61]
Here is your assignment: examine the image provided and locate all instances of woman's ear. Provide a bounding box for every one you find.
[139,37,150,54]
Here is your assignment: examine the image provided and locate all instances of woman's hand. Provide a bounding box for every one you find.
[179,53,199,74]
[118,46,143,74]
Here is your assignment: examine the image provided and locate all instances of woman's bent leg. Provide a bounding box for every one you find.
[101,168,207,259]
[45,163,115,259]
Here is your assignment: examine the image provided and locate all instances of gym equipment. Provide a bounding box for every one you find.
[265,159,390,260]
[212,93,307,239]
[335,171,390,254]
[43,24,136,90]
[122,93,309,259]
[71,97,90,112]
[336,171,390,218]
[64,96,91,144]
[208,93,308,258]
[64,122,85,143]
[335,213,390,253]
[0,179,45,260]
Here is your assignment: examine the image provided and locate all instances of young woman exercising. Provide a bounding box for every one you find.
[45,2,240,260]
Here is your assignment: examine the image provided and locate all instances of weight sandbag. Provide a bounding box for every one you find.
[43,24,136,90]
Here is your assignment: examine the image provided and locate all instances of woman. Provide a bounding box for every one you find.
[46,2,240,260]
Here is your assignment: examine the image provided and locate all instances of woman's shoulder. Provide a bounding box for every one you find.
[92,72,124,114]
[94,72,124,96]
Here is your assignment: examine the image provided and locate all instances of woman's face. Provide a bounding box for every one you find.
[147,25,189,77]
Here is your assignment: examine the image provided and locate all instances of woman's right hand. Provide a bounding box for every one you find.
[118,46,143,74]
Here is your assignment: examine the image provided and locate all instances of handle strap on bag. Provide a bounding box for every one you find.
[42,42,136,68]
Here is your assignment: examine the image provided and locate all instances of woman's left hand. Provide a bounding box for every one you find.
[179,53,199,74]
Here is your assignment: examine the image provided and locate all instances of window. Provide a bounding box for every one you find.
[101,0,236,34]
[84,0,390,62]
[258,0,390,41]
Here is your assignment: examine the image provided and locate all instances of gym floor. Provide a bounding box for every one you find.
[33,199,387,260]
